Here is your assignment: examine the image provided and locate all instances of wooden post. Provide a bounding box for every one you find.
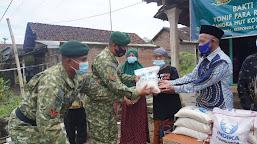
[6,18,25,97]
[22,58,26,83]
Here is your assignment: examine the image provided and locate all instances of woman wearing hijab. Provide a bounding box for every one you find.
[120,49,150,144]
[153,48,182,144]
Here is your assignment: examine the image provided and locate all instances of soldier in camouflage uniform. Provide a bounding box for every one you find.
[8,41,117,144]
[85,31,150,144]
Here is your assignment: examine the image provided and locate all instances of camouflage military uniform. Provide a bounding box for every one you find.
[8,63,83,144]
[84,48,138,144]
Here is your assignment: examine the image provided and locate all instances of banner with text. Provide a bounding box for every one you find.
[190,0,257,40]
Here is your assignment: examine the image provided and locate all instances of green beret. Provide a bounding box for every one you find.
[59,40,89,57]
[110,31,131,46]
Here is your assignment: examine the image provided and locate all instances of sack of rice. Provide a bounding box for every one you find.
[172,126,208,141]
[211,108,256,144]
[135,66,160,93]
[248,131,257,144]
[248,117,257,144]
[174,117,211,133]
[174,106,212,124]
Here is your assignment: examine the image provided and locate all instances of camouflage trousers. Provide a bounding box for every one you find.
[85,102,118,144]
[8,109,69,144]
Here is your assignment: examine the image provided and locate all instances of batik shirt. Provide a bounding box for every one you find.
[169,47,233,110]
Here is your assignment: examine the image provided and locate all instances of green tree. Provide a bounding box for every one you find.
[179,52,196,77]
[167,52,196,77]
[0,77,11,100]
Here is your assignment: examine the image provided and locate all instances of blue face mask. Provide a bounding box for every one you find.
[115,45,126,57]
[198,39,213,54]
[71,59,89,75]
[153,60,166,67]
[127,57,137,63]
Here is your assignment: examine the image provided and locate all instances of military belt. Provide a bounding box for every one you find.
[15,108,37,126]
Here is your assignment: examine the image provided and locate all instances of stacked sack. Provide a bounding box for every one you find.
[172,106,212,141]
[248,116,257,144]
[211,108,256,144]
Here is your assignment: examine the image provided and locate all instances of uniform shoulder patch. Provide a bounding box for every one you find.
[50,109,58,116]
[109,75,116,80]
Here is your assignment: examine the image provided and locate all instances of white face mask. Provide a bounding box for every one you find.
[70,59,89,75]
[127,57,137,63]
[153,60,166,67]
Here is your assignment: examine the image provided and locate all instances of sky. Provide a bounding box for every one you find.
[0,0,175,44]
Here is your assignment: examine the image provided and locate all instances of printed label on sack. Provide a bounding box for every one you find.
[140,71,155,82]
[216,119,240,142]
[211,107,255,144]
[191,107,209,113]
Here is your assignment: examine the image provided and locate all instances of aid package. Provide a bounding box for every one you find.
[211,108,256,144]
[174,106,212,124]
[173,106,212,141]
[134,66,160,93]
[172,126,208,141]
[248,116,257,144]
[174,117,211,133]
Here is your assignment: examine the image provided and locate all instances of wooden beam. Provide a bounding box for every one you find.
[6,18,25,97]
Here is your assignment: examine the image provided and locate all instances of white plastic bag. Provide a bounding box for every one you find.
[134,66,160,93]
[174,117,211,133]
[211,108,256,144]
[174,106,212,124]
[172,126,208,141]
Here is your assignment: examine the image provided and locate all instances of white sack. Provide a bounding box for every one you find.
[248,130,257,144]
[174,117,211,133]
[174,106,212,124]
[172,126,208,141]
[211,108,256,144]
[135,66,160,93]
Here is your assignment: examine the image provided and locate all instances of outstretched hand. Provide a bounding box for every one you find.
[150,88,160,96]
[158,80,176,94]
[138,84,150,96]
[134,76,140,83]
[160,86,176,94]
[158,80,170,89]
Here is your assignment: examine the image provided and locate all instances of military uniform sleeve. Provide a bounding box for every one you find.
[92,57,138,100]
[36,75,69,144]
[80,74,122,103]
[118,68,135,84]
[237,58,253,110]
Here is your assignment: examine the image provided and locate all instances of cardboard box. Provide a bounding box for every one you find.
[163,133,208,144]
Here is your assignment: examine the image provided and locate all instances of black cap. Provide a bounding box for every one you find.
[200,25,224,40]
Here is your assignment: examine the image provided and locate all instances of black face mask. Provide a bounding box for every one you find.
[115,45,126,57]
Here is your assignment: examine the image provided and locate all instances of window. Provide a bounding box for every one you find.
[54,55,59,65]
